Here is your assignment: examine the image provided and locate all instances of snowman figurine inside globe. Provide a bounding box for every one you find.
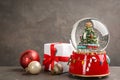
[69,18,110,77]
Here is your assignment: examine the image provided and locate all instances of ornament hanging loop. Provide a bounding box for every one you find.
[67,57,72,65]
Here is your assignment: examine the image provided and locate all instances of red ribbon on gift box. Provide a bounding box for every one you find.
[43,43,69,70]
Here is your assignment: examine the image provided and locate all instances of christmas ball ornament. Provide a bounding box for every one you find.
[69,18,110,77]
[20,50,40,69]
[106,55,110,64]
[51,63,63,75]
[100,61,103,66]
[26,61,42,74]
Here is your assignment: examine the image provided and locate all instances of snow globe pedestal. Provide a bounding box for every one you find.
[69,18,110,77]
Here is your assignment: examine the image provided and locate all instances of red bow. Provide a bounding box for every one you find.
[43,43,69,70]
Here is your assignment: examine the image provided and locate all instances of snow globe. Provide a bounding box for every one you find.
[69,18,110,77]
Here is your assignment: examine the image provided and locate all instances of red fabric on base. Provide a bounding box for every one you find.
[69,52,109,76]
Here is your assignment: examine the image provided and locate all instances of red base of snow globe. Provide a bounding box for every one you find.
[69,51,110,77]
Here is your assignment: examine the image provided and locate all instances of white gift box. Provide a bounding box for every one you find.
[43,43,74,72]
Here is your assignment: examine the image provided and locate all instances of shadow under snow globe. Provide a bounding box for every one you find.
[69,18,110,77]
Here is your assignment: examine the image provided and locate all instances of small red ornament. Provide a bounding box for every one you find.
[20,50,40,69]
[90,34,93,39]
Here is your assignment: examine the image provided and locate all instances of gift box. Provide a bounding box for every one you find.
[43,43,74,72]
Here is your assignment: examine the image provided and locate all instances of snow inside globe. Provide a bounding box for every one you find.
[71,18,110,52]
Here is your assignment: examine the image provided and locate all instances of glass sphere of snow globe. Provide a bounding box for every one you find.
[71,18,110,52]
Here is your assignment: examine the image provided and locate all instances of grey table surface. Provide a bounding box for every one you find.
[0,66,119,80]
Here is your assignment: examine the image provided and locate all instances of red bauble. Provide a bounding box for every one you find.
[20,50,40,69]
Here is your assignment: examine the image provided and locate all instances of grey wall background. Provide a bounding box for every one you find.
[0,0,120,66]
